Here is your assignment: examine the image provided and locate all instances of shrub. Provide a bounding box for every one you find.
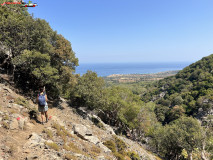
[114,136,127,154]
[104,136,129,160]
[114,152,125,160]
[103,140,116,153]
[127,151,140,160]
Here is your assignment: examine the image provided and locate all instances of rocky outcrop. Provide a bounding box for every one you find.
[24,133,45,149]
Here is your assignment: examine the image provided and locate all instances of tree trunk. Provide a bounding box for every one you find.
[188,152,193,160]
[201,150,208,160]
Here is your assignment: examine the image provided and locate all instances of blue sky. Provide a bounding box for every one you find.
[28,0,213,63]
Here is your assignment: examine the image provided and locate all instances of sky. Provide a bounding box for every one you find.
[27,0,213,64]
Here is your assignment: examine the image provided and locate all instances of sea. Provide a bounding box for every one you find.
[75,62,192,77]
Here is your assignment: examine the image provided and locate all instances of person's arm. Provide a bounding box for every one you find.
[36,94,39,103]
[45,94,48,102]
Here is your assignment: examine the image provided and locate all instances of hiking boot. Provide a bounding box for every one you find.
[41,122,44,125]
[46,119,48,123]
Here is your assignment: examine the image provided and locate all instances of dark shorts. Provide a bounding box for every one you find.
[38,104,48,112]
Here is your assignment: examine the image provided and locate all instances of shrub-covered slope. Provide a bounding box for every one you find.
[142,54,213,123]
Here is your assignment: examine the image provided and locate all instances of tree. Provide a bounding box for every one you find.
[71,71,105,110]
[153,117,204,160]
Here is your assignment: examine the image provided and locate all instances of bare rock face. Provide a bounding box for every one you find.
[84,136,100,144]
[10,114,28,130]
[24,133,45,149]
[10,118,19,130]
[91,115,115,135]
[97,143,112,153]
[73,124,93,139]
[51,116,66,127]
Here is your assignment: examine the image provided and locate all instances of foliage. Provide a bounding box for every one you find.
[71,70,105,109]
[103,136,129,160]
[0,4,78,97]
[142,54,213,123]
[151,117,204,159]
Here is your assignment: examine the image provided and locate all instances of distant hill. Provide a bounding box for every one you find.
[142,54,213,122]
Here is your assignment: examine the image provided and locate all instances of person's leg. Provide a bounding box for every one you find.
[41,111,44,124]
[45,111,48,122]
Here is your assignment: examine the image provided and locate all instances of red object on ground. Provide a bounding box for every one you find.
[49,116,52,120]
[17,117,20,121]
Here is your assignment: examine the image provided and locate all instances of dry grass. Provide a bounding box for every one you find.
[63,145,71,151]
[64,154,77,160]
[3,115,9,120]
[2,121,9,129]
[10,109,18,114]
[90,145,101,156]
[43,129,53,139]
[15,97,29,108]
[45,142,59,151]
[52,122,72,143]
[8,145,16,156]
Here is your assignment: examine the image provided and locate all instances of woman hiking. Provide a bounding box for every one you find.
[37,87,48,125]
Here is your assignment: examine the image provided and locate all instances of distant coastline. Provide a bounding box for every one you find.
[105,70,179,83]
[75,62,191,77]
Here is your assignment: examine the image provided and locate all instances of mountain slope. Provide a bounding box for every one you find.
[0,75,160,160]
[142,54,213,123]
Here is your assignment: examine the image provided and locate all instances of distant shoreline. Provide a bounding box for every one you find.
[76,62,190,77]
[104,70,179,83]
[106,70,179,78]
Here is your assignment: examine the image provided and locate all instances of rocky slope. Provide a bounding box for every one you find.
[0,74,160,160]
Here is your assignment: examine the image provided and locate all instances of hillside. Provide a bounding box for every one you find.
[141,54,213,123]
[0,2,212,159]
[0,75,160,160]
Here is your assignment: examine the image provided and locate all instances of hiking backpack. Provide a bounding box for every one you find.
[38,93,46,106]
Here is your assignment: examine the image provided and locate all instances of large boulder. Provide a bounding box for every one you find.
[84,136,100,144]
[73,124,92,139]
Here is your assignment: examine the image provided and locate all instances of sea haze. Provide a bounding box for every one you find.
[75,62,192,77]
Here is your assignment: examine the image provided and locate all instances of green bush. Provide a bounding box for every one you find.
[127,151,140,160]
